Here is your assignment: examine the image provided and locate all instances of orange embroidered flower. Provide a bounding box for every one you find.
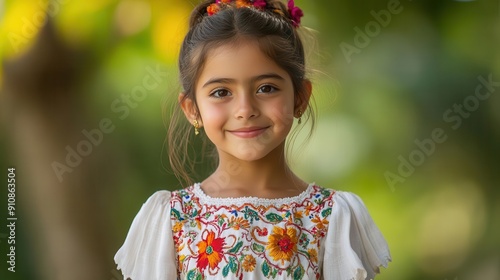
[266,226,298,264]
[311,215,329,230]
[196,230,225,271]
[304,204,314,215]
[308,248,318,263]
[242,254,256,272]
[229,216,250,230]
[294,211,303,219]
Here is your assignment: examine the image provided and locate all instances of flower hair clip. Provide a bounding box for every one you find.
[287,0,303,27]
[207,0,304,28]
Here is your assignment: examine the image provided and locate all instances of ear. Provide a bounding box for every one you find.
[179,93,203,127]
[294,79,312,117]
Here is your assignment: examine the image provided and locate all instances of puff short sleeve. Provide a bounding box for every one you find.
[114,190,177,280]
[323,191,391,280]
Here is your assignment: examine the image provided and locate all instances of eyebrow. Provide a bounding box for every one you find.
[201,73,285,88]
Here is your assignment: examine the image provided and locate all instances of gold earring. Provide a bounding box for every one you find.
[193,120,200,135]
[297,110,302,124]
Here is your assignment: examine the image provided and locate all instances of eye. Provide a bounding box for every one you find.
[210,89,231,98]
[257,85,278,94]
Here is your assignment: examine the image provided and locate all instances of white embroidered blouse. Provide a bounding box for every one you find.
[114,183,391,280]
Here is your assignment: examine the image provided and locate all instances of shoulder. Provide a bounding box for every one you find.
[114,189,178,279]
[146,189,172,204]
[322,188,392,279]
[332,190,366,210]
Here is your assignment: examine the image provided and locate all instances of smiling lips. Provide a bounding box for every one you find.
[227,126,270,138]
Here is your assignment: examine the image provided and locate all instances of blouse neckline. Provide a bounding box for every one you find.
[192,182,316,206]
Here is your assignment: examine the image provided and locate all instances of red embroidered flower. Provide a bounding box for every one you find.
[256,227,268,236]
[196,230,225,271]
[287,0,303,27]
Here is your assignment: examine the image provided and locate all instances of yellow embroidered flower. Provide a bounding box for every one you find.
[266,226,298,264]
[311,215,329,230]
[173,222,183,233]
[229,216,250,230]
[242,254,256,272]
[308,248,318,263]
[294,211,303,219]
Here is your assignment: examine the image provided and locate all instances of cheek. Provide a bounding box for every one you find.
[266,98,295,129]
[199,103,227,129]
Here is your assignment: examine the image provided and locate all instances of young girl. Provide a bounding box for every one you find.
[114,0,391,279]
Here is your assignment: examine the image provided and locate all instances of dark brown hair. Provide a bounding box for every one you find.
[168,0,316,186]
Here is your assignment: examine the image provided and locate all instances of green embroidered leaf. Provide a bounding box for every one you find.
[261,261,270,277]
[271,268,278,277]
[222,264,230,277]
[229,257,238,273]
[321,189,332,197]
[321,208,332,218]
[229,241,243,253]
[293,265,305,280]
[252,243,265,253]
[243,207,260,222]
[186,269,197,280]
[265,213,283,223]
[191,209,198,217]
[171,208,181,220]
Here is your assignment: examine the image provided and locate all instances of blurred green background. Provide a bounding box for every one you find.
[0,0,499,279]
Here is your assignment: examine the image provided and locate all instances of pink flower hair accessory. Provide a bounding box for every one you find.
[287,0,303,27]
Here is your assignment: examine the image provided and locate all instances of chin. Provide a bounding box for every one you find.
[228,141,280,162]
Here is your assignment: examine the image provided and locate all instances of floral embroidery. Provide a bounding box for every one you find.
[242,254,256,272]
[311,214,329,230]
[267,226,298,264]
[170,184,335,279]
[308,248,318,264]
[196,230,225,272]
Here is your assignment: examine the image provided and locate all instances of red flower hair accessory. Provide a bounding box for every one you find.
[206,0,304,28]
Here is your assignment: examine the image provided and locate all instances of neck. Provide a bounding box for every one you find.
[201,143,308,198]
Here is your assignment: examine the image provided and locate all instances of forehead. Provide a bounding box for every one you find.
[197,40,290,86]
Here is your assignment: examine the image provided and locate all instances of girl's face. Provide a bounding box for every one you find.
[184,41,305,162]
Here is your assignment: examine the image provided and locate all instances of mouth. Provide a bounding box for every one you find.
[227,126,270,138]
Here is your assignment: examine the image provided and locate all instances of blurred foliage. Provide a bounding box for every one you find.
[1,0,499,279]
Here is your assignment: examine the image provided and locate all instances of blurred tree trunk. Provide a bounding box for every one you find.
[2,20,109,280]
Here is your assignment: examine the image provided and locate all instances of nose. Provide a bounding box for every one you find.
[234,92,260,120]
